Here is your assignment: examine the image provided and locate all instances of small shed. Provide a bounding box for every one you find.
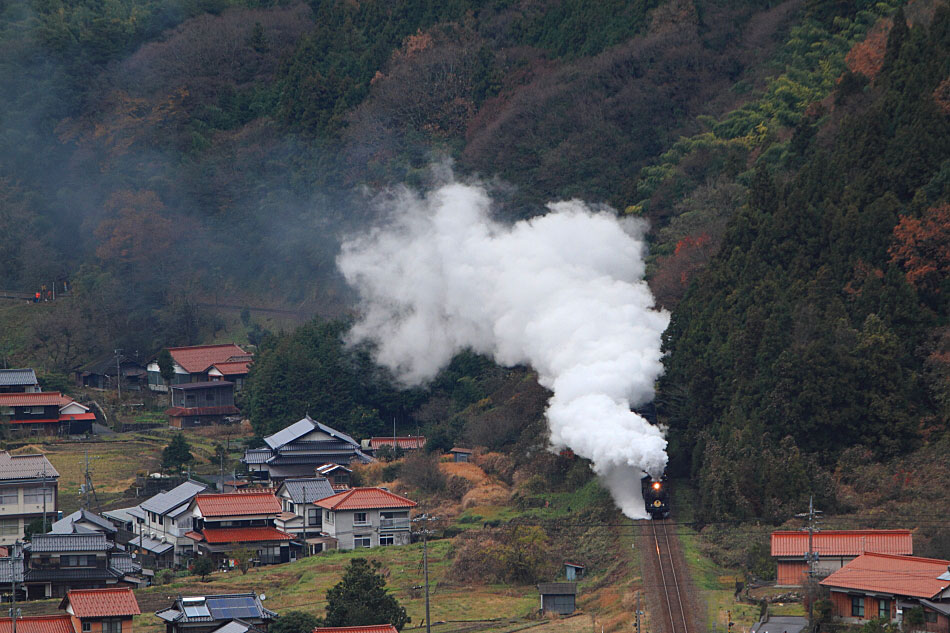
[564,561,585,581]
[538,582,577,615]
[450,447,473,463]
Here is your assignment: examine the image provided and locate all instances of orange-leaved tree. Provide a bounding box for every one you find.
[889,203,950,297]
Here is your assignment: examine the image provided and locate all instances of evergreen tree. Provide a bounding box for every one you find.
[325,559,410,630]
[162,433,194,472]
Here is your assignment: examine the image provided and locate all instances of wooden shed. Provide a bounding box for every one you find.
[450,447,473,463]
[564,561,585,581]
[538,582,577,615]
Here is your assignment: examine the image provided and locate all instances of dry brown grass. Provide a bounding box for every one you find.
[462,483,510,508]
[440,460,489,483]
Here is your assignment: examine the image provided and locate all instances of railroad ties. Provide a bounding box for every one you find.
[637,518,699,633]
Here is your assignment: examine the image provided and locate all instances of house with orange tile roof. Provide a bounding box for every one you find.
[186,492,297,566]
[0,392,95,436]
[316,488,416,550]
[364,437,426,454]
[60,587,140,633]
[771,529,913,586]
[820,552,950,626]
[0,615,75,633]
[146,345,250,392]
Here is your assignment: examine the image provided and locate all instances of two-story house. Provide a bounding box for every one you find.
[242,416,373,483]
[61,587,141,633]
[131,480,207,568]
[155,594,276,633]
[0,393,95,435]
[316,488,416,550]
[274,478,335,542]
[165,382,239,428]
[51,509,118,537]
[185,492,296,566]
[0,369,40,393]
[147,344,248,392]
[0,451,58,544]
[24,533,137,599]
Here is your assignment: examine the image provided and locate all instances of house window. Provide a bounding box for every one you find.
[354,535,371,548]
[63,555,93,567]
[30,406,45,414]
[0,520,17,535]
[925,610,937,623]
[0,490,17,505]
[325,510,334,525]
[380,534,394,546]
[333,475,348,485]
[102,619,122,633]
[878,599,890,618]
[308,509,319,526]
[23,488,53,505]
[353,512,369,526]
[82,623,91,633]
[851,596,864,617]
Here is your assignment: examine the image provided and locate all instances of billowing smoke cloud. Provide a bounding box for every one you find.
[337,178,670,518]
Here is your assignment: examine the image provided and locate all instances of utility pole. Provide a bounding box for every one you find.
[413,512,437,633]
[795,496,822,622]
[114,349,122,399]
[634,591,643,633]
[9,541,21,633]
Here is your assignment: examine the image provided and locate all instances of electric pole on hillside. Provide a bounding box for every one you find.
[413,512,438,633]
[796,496,822,621]
[114,349,123,399]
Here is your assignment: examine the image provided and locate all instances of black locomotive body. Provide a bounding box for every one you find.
[641,473,670,518]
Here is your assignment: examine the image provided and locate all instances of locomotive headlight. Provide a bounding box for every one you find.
[652,482,661,490]
[654,500,662,507]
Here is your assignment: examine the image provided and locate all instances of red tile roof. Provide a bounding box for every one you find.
[210,360,252,375]
[316,487,417,511]
[60,413,96,421]
[168,344,247,374]
[194,492,281,517]
[199,526,293,544]
[820,552,950,598]
[771,530,913,557]
[165,406,241,417]
[369,437,426,450]
[61,587,140,617]
[0,392,71,407]
[0,615,74,633]
[313,626,398,633]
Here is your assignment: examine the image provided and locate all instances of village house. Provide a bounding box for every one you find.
[316,487,415,550]
[185,491,296,566]
[274,478,335,544]
[61,587,141,633]
[0,392,95,435]
[242,416,372,483]
[363,436,426,455]
[315,464,352,490]
[771,529,913,586]
[24,533,140,599]
[0,369,40,393]
[155,593,277,633]
[0,615,75,633]
[0,451,58,544]
[74,355,146,391]
[147,344,249,392]
[206,357,253,391]
[165,382,239,428]
[820,552,950,627]
[130,480,207,568]
[51,509,117,537]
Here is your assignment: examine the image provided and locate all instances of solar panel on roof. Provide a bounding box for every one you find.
[184,604,211,618]
[207,596,260,619]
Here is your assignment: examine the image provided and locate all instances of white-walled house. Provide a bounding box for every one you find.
[316,488,416,550]
[146,344,248,392]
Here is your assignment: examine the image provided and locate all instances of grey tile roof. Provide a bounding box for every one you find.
[171,381,234,391]
[264,416,357,450]
[25,567,121,581]
[211,620,264,633]
[243,449,272,464]
[109,552,142,574]
[30,533,111,552]
[140,480,207,515]
[0,555,24,583]
[279,478,335,504]
[0,452,59,480]
[130,535,174,555]
[0,369,38,387]
[50,509,117,534]
[102,507,140,525]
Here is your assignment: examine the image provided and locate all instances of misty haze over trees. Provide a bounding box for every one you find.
[2,0,950,530]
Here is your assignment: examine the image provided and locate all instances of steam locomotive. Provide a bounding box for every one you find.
[641,473,670,519]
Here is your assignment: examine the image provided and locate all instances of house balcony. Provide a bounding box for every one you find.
[379,518,410,530]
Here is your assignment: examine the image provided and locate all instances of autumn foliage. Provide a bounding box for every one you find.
[650,233,716,308]
[845,18,892,80]
[889,204,950,295]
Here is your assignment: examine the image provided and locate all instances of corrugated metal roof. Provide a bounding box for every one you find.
[130,535,174,555]
[771,530,913,557]
[0,369,38,387]
[170,381,234,391]
[316,487,416,511]
[211,621,261,633]
[30,533,110,553]
[538,582,577,595]
[109,552,141,574]
[313,626,398,633]
[820,552,950,598]
[0,615,73,633]
[279,478,335,504]
[0,451,58,480]
[369,437,426,450]
[25,567,121,582]
[199,527,292,544]
[264,416,358,450]
[194,492,281,517]
[168,344,247,374]
[62,587,141,617]
[141,480,208,515]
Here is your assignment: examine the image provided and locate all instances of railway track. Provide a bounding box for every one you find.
[649,518,692,633]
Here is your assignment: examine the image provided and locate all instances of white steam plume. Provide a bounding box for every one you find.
[337,179,670,518]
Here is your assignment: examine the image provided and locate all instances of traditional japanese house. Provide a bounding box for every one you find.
[185,492,296,566]
[165,382,239,428]
[147,344,248,392]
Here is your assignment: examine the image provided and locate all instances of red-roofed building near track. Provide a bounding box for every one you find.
[316,488,416,550]
[146,344,251,392]
[771,529,913,586]
[820,552,950,626]
[61,587,141,633]
[186,492,297,566]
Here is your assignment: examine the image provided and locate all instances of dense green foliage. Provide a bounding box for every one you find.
[162,432,195,471]
[660,5,950,523]
[270,612,323,633]
[324,559,410,630]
